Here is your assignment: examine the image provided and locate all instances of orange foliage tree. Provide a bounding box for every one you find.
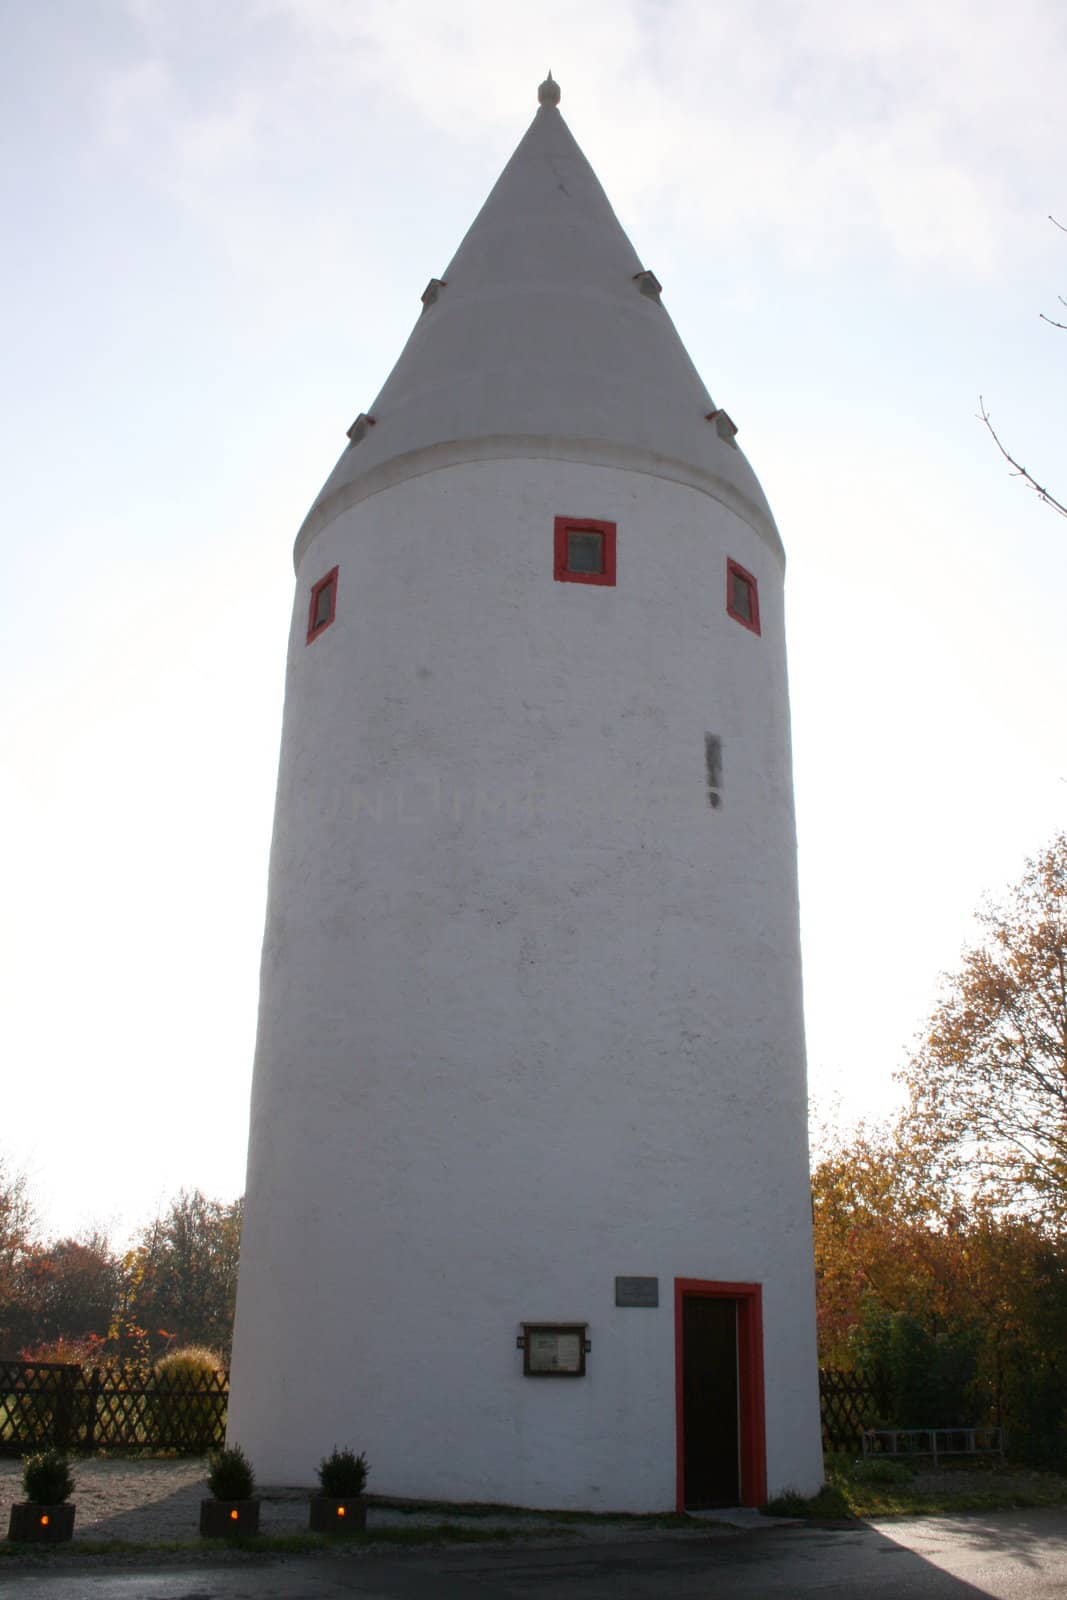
[811,1121,942,1368]
[901,832,1067,1221]
[812,1119,1067,1442]
[126,1190,243,1360]
[813,838,1067,1454]
[7,1234,118,1355]
[0,1155,37,1356]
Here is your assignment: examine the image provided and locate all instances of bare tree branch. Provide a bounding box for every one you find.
[978,396,1067,518]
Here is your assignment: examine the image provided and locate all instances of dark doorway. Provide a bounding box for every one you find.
[681,1293,740,1507]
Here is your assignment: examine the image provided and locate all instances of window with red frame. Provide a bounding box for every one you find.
[307,567,339,643]
[554,517,616,586]
[726,560,760,635]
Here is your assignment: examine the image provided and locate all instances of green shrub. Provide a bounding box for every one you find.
[22,1449,74,1504]
[1004,1365,1067,1470]
[847,1456,918,1486]
[207,1445,255,1501]
[155,1345,224,1376]
[317,1447,369,1497]
[150,1346,226,1452]
[853,1304,980,1428]
[763,1483,850,1518]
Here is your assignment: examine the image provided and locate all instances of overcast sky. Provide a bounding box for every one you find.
[3,0,1066,1244]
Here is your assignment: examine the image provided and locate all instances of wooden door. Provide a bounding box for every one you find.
[681,1293,740,1507]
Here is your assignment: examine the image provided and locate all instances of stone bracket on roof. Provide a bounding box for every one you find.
[633,269,662,302]
[706,408,738,448]
[421,278,447,313]
[346,413,377,446]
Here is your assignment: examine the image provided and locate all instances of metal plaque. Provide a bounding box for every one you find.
[615,1276,659,1307]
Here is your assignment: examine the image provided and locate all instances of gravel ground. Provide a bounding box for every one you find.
[0,1458,546,1544]
[0,1458,273,1543]
[0,1460,757,1547]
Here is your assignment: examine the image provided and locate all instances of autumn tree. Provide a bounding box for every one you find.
[5,1233,119,1355]
[0,1154,35,1311]
[900,832,1067,1220]
[815,833,1067,1465]
[812,1121,1067,1454]
[126,1190,243,1359]
[811,1121,978,1366]
[0,1156,38,1355]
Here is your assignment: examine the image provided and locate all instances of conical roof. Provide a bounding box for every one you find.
[295,77,780,563]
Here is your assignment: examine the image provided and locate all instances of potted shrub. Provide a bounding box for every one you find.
[8,1449,76,1544]
[309,1447,369,1532]
[199,1445,260,1537]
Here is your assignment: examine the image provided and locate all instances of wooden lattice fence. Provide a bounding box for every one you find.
[0,1361,228,1454]
[3,1358,879,1458]
[819,1368,889,1452]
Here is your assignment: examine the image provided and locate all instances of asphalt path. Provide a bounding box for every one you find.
[9,1509,1067,1598]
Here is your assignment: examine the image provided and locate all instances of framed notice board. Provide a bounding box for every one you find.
[519,1323,589,1377]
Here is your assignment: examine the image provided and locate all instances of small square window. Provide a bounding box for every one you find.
[307,567,339,644]
[567,530,604,573]
[730,570,752,621]
[726,559,760,635]
[554,517,616,586]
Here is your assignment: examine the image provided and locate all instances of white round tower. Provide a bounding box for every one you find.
[228,76,823,1511]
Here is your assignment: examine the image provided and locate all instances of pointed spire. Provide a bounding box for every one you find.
[538,70,561,107]
[296,84,779,564]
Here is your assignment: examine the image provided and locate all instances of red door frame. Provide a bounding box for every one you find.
[674,1278,767,1510]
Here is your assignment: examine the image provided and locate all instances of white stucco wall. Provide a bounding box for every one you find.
[228,450,823,1508]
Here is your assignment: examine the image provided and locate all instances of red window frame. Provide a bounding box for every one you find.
[307,566,339,644]
[553,516,617,587]
[674,1278,767,1510]
[726,559,760,635]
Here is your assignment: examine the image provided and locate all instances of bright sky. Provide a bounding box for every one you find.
[3,0,1066,1246]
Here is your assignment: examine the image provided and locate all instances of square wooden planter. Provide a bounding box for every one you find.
[309,1494,367,1532]
[199,1498,260,1537]
[8,1503,76,1544]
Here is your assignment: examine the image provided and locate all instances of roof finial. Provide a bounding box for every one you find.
[538,70,561,107]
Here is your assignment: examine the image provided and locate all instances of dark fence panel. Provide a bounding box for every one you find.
[0,1361,228,1454]
[5,1358,878,1458]
[820,1367,888,1452]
